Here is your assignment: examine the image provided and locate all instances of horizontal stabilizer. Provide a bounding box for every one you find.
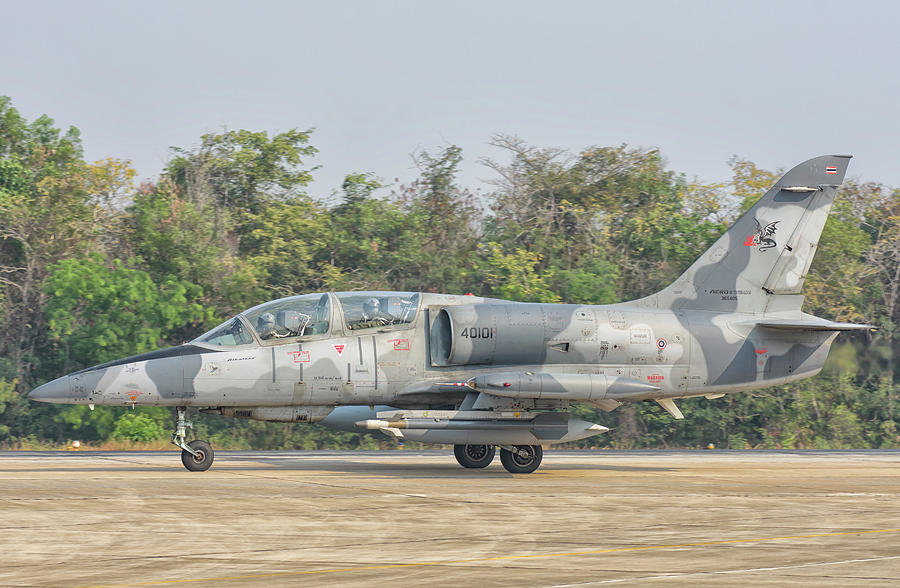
[752,319,875,332]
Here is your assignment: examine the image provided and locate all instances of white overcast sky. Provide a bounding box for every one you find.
[2,0,899,199]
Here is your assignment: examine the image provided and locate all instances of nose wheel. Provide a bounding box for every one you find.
[181,439,214,472]
[171,407,215,472]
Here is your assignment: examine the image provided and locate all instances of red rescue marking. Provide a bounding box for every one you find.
[389,339,410,351]
[754,349,768,354]
[288,350,310,363]
[647,374,664,384]
[333,344,345,356]
[656,338,667,350]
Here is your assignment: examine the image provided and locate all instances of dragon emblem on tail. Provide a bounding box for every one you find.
[743,219,779,251]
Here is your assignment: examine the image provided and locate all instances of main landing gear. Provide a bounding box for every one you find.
[453,444,543,474]
[454,444,496,468]
[499,444,542,474]
[171,406,214,472]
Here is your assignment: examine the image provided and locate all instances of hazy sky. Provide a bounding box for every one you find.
[2,0,898,199]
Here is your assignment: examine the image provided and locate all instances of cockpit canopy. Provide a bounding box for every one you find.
[194,291,419,346]
[336,291,418,330]
[245,293,331,340]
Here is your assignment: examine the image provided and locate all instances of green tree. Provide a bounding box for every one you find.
[483,138,723,302]
[43,255,209,371]
[474,244,560,303]
[128,178,258,321]
[0,97,113,390]
[394,146,481,293]
[166,128,318,216]
[729,156,781,214]
[111,411,166,443]
[0,378,17,440]
[326,173,433,291]
[241,196,343,296]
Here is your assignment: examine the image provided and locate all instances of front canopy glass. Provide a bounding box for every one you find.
[243,293,331,340]
[195,317,255,347]
[194,293,331,346]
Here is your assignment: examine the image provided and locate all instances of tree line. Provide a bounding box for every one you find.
[1,96,898,450]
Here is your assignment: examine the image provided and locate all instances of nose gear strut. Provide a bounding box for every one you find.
[171,406,215,471]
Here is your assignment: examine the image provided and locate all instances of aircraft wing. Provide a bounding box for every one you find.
[395,380,472,406]
[397,372,657,409]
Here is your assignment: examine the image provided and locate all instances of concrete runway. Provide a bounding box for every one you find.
[1,450,899,587]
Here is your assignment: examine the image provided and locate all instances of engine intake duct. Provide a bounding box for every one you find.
[430,304,550,366]
[469,371,660,401]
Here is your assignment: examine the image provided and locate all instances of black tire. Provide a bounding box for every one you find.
[499,445,543,474]
[454,444,496,468]
[181,439,214,472]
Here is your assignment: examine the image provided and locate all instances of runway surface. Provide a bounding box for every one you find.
[2,449,899,587]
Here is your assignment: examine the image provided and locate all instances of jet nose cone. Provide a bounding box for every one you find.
[28,376,70,403]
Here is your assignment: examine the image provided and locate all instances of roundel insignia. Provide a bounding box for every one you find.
[656,338,667,351]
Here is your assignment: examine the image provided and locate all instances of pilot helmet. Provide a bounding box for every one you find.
[362,298,380,319]
[256,312,276,336]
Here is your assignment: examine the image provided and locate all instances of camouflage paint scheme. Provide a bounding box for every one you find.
[30,155,871,470]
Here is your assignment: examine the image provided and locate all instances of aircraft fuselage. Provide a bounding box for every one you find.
[35,294,838,411]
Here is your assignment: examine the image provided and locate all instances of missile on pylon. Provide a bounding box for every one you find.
[355,411,608,444]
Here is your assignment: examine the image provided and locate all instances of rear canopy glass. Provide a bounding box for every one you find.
[337,292,418,330]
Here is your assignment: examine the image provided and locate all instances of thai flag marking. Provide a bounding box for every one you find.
[825,166,838,174]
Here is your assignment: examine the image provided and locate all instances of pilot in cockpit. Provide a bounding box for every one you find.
[256,312,278,339]
[350,297,391,330]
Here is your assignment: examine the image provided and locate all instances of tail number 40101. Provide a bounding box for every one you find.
[460,327,496,339]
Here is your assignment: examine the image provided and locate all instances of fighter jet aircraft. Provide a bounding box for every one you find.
[30,155,871,473]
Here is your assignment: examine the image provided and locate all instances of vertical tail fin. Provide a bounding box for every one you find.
[634,154,852,314]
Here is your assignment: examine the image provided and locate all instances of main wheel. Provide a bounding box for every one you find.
[499,445,543,474]
[181,439,214,472]
[454,444,496,468]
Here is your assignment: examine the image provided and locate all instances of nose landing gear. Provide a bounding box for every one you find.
[181,439,214,471]
[171,406,215,472]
